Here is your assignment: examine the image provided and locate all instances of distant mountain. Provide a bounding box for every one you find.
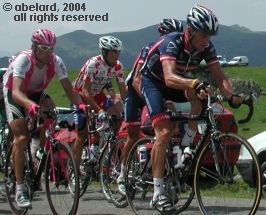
[1,23,265,69]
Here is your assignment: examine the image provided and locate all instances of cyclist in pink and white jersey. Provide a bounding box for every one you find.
[72,36,126,168]
[3,28,83,208]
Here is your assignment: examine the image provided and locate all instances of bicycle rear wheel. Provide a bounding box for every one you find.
[45,141,79,215]
[104,137,127,207]
[194,132,262,215]
[4,144,28,215]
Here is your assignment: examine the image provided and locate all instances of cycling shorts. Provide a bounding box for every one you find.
[124,84,145,127]
[140,75,189,126]
[74,90,114,127]
[4,89,51,124]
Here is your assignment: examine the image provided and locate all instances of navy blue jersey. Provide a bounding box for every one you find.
[140,31,219,82]
[125,41,155,86]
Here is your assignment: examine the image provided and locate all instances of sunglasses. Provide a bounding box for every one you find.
[37,45,55,51]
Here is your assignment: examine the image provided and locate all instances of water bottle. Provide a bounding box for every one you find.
[172,145,182,169]
[138,145,147,164]
[36,148,44,160]
[31,138,40,161]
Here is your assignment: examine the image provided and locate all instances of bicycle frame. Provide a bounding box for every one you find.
[29,112,68,186]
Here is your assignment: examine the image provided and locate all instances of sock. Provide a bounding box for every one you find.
[153,178,164,201]
[181,128,197,147]
[16,183,25,192]
[117,164,125,182]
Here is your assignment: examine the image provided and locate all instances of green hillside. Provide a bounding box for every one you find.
[2,23,266,69]
[46,66,266,139]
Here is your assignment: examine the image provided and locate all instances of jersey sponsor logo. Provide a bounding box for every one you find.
[21,58,30,69]
[166,41,176,49]
[146,54,159,70]
[59,61,66,75]
[152,114,170,125]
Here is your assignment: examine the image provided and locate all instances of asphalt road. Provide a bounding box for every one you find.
[0,183,266,215]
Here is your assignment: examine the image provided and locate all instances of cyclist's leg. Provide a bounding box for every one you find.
[141,76,175,212]
[29,92,55,149]
[117,85,144,194]
[4,89,31,208]
[71,103,88,167]
[180,89,202,147]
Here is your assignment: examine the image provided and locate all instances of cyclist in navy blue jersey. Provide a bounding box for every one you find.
[116,19,183,196]
[139,5,243,213]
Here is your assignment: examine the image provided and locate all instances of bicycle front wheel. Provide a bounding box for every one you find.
[104,137,127,207]
[194,132,262,215]
[45,141,79,215]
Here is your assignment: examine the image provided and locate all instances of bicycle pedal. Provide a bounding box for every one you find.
[19,205,33,210]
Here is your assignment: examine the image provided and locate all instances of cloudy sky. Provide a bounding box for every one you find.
[0,0,265,57]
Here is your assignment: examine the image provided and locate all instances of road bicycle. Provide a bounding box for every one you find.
[124,94,262,215]
[0,118,11,197]
[66,108,124,201]
[4,107,80,215]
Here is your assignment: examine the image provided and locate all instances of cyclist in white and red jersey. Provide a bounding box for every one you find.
[117,18,184,196]
[138,6,243,213]
[3,29,83,208]
[72,36,126,168]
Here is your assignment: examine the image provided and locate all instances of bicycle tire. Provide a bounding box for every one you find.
[5,144,28,215]
[0,123,9,197]
[194,132,262,215]
[125,137,161,215]
[45,141,79,215]
[70,139,91,198]
[261,161,266,198]
[104,136,127,207]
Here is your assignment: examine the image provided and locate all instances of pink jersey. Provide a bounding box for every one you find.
[73,55,124,96]
[4,49,67,95]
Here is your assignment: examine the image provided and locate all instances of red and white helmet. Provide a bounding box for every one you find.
[31,29,57,45]
[99,36,123,51]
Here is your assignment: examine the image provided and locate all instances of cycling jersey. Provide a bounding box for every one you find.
[73,54,124,97]
[140,31,218,81]
[4,49,67,95]
[125,41,154,86]
[140,31,219,126]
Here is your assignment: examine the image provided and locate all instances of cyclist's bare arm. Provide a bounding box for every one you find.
[162,60,195,90]
[132,63,144,95]
[12,76,34,110]
[81,81,102,112]
[209,63,243,105]
[117,81,126,103]
[60,78,81,106]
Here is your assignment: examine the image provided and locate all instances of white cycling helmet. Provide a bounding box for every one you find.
[187,5,219,36]
[99,36,123,51]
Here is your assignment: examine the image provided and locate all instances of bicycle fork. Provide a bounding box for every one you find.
[209,136,234,184]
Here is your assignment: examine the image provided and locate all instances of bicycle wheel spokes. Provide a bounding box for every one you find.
[194,133,262,215]
[45,141,79,215]
[5,144,28,215]
[105,137,127,207]
[125,138,158,215]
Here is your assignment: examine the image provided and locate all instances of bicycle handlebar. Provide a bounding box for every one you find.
[170,93,255,124]
[211,93,255,124]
